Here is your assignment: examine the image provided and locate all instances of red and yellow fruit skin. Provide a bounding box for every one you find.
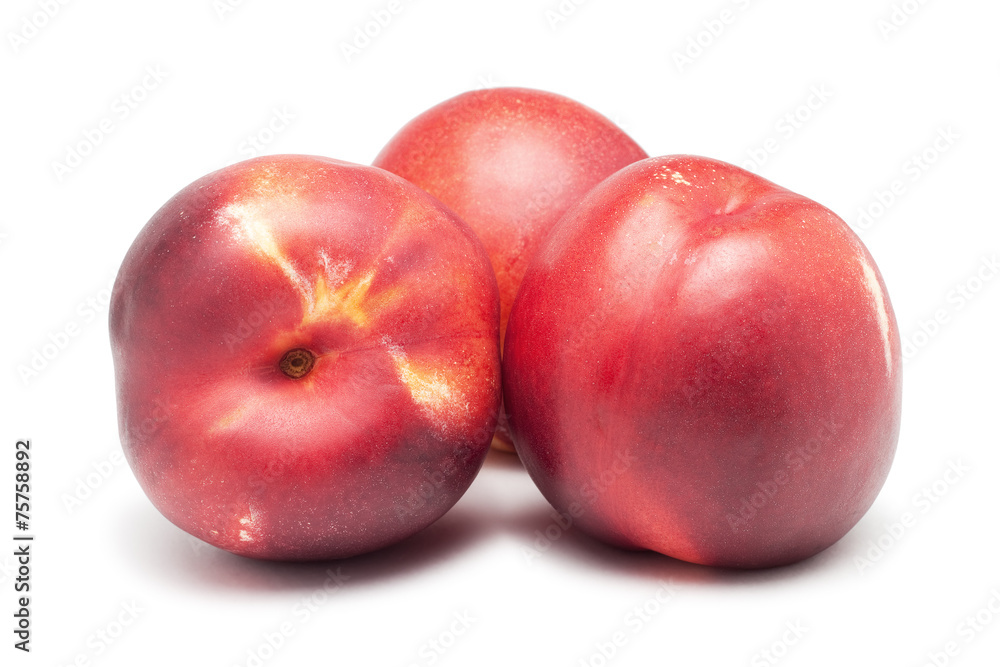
[503,155,902,569]
[373,87,648,450]
[110,155,501,561]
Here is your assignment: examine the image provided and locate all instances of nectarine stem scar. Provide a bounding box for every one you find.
[280,348,315,379]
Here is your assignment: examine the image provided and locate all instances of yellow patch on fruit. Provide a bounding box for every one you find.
[212,404,248,432]
[224,201,313,297]
[388,346,461,428]
[219,199,394,330]
[303,271,375,328]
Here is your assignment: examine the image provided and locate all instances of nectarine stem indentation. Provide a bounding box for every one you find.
[280,348,315,379]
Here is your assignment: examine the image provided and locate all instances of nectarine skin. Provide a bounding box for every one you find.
[374,87,648,450]
[111,155,501,560]
[503,155,902,569]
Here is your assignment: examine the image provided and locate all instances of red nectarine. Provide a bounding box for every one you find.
[111,155,501,560]
[503,155,902,568]
[374,87,648,450]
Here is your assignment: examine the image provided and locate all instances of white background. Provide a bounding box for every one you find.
[2,0,999,665]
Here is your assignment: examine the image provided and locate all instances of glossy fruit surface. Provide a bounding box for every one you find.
[111,155,501,560]
[374,87,648,450]
[503,154,902,568]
